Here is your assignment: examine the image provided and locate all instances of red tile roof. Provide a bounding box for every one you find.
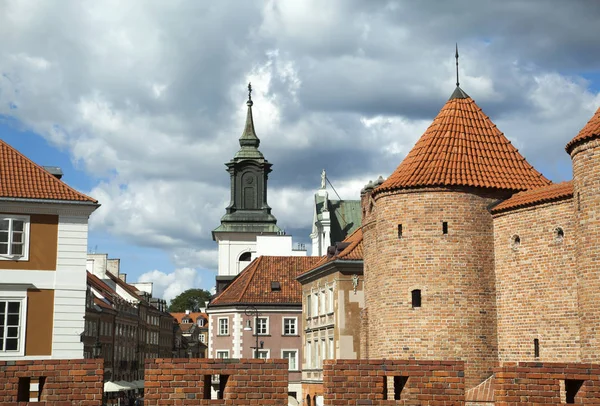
[87,272,117,298]
[93,297,114,310]
[491,181,573,214]
[0,139,97,202]
[105,271,145,301]
[210,256,321,306]
[566,106,600,153]
[171,312,208,324]
[303,228,363,275]
[376,94,551,194]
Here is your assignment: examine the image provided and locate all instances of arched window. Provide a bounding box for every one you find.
[555,227,565,243]
[511,235,521,251]
[411,289,421,308]
[239,252,252,262]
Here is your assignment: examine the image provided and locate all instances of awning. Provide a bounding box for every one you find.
[104,381,127,393]
[115,381,137,390]
[133,380,144,389]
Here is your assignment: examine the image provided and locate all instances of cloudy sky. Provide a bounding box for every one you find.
[1,1,600,302]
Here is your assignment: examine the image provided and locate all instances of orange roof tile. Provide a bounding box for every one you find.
[566,106,600,153]
[376,90,551,194]
[491,181,573,214]
[302,228,363,276]
[170,312,207,324]
[0,139,97,203]
[210,256,321,306]
[87,271,117,298]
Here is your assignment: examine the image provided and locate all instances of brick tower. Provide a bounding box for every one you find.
[362,85,550,389]
[566,106,600,363]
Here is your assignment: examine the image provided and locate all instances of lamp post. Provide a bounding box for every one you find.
[243,305,261,359]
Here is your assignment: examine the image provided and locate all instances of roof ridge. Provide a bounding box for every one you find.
[237,256,263,303]
[0,138,97,202]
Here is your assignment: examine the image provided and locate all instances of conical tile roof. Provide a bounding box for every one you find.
[376,87,551,194]
[565,106,600,153]
[0,139,97,202]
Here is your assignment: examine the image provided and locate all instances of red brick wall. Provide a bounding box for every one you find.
[493,199,580,363]
[495,362,600,404]
[571,138,600,363]
[363,187,504,388]
[144,358,288,405]
[0,359,103,405]
[323,359,465,405]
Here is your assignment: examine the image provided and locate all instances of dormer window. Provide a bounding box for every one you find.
[271,281,281,291]
[0,215,30,261]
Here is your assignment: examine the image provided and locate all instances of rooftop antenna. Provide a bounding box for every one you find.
[455,43,460,87]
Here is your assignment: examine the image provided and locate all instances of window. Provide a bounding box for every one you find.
[321,339,327,363]
[397,224,403,238]
[216,350,229,359]
[555,227,565,243]
[534,339,540,358]
[200,334,205,343]
[442,221,448,235]
[283,318,297,335]
[218,318,229,335]
[256,317,268,335]
[411,289,421,308]
[0,216,30,260]
[282,350,298,370]
[306,341,312,368]
[0,298,25,354]
[328,288,334,313]
[257,350,269,359]
[312,294,318,317]
[306,295,311,318]
[198,318,205,327]
[329,337,334,359]
[511,235,521,250]
[320,291,326,315]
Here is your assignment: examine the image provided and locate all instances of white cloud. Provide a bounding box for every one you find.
[0,0,599,284]
[138,267,205,304]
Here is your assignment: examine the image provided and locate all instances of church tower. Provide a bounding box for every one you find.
[212,84,282,292]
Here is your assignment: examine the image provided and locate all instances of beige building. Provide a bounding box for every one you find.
[297,228,364,406]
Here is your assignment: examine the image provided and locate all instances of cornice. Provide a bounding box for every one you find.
[0,200,98,217]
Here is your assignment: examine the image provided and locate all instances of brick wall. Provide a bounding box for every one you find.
[493,199,580,363]
[571,138,600,363]
[495,362,600,404]
[144,358,288,405]
[363,187,503,388]
[0,359,103,405]
[323,359,465,405]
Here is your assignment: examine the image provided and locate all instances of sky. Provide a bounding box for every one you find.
[1,1,600,302]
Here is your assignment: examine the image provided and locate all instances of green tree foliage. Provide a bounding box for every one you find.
[168,288,212,312]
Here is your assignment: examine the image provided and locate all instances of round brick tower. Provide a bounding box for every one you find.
[566,106,600,363]
[362,85,551,389]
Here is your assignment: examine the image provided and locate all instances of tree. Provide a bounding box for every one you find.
[168,288,212,312]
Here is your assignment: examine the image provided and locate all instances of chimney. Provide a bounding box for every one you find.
[118,273,127,283]
[43,166,63,180]
[107,258,120,276]
[185,310,190,315]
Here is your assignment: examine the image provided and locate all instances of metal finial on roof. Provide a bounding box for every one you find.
[247,82,253,107]
[455,43,460,87]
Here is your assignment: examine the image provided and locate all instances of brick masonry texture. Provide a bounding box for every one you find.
[322,359,465,405]
[0,359,104,406]
[493,199,580,364]
[362,187,505,389]
[143,358,288,405]
[494,362,600,404]
[571,138,600,363]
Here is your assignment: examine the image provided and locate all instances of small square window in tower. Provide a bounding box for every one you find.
[411,290,421,308]
[442,221,448,235]
[397,224,403,239]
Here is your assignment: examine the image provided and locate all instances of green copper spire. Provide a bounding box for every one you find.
[212,83,281,239]
[235,83,264,159]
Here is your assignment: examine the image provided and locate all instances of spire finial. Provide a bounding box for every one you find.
[247,82,253,106]
[455,43,460,87]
